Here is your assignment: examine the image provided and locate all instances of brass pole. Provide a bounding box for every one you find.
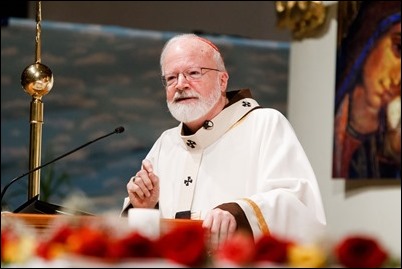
[28,97,43,199]
[21,1,54,200]
[28,1,43,199]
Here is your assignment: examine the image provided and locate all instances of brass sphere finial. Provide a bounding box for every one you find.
[21,62,54,97]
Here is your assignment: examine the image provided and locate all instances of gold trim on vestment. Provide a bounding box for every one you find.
[242,197,270,235]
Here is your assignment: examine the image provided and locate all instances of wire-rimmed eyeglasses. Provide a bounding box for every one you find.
[161,67,221,87]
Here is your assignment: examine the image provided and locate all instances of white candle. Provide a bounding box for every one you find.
[128,208,160,239]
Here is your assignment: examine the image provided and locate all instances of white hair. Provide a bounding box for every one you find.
[160,33,226,73]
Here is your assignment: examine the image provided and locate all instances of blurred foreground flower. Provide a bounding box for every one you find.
[1,219,36,265]
[254,234,293,264]
[2,214,400,268]
[334,235,389,268]
[288,243,327,268]
[158,222,207,267]
[215,231,255,265]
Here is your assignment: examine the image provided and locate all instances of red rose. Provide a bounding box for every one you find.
[254,234,293,263]
[36,224,74,260]
[47,224,74,244]
[108,231,158,259]
[157,223,207,266]
[335,235,388,268]
[215,232,255,265]
[67,226,110,257]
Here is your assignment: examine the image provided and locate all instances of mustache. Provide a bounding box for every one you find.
[173,91,200,101]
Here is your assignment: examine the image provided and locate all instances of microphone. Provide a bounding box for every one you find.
[1,126,125,207]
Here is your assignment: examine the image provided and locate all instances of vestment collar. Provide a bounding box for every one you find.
[178,89,260,151]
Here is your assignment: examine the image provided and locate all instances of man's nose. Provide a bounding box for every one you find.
[176,72,190,86]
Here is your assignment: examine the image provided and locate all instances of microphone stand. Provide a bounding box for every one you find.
[1,126,124,215]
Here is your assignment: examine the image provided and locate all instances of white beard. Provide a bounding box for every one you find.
[167,84,221,123]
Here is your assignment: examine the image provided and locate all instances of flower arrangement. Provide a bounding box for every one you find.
[1,215,400,268]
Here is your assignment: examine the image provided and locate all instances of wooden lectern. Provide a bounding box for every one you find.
[1,212,203,235]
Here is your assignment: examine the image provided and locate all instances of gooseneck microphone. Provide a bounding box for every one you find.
[1,126,125,203]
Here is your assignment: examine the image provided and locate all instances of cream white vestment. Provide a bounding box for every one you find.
[123,90,326,243]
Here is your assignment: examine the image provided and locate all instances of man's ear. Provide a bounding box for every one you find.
[220,72,229,90]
